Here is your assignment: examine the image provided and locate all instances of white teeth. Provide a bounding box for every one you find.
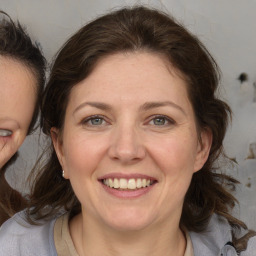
[104,179,109,186]
[120,178,128,189]
[103,178,153,190]
[0,129,12,137]
[109,178,114,188]
[113,178,119,189]
[127,179,136,189]
[137,178,142,188]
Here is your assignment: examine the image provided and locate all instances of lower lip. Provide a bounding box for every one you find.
[101,182,156,199]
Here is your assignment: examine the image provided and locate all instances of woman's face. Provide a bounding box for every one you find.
[0,57,37,169]
[53,52,211,231]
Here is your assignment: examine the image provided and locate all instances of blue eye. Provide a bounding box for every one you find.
[82,115,107,127]
[152,117,167,125]
[89,117,104,125]
[149,115,174,126]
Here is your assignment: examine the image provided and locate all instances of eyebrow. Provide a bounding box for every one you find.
[139,101,186,115]
[73,102,111,115]
[73,101,186,115]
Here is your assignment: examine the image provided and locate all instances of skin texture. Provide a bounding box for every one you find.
[52,52,212,256]
[0,56,37,169]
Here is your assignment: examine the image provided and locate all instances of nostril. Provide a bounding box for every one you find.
[109,145,143,161]
[108,129,146,162]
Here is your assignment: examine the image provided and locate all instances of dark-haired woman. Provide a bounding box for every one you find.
[0,11,46,225]
[0,6,255,256]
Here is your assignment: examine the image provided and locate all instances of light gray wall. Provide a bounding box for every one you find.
[2,0,256,228]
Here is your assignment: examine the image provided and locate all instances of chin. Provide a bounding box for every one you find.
[103,208,155,232]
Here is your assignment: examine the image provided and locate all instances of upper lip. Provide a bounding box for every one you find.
[98,173,157,181]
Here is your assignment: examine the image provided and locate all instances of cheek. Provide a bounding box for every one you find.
[149,134,198,173]
[15,133,27,151]
[0,129,26,148]
[148,134,198,200]
[62,133,107,177]
[156,137,197,200]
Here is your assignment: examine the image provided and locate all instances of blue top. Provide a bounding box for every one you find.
[0,211,255,256]
[0,211,57,256]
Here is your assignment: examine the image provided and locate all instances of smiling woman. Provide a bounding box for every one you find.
[0,6,255,256]
[0,11,46,225]
[50,52,207,235]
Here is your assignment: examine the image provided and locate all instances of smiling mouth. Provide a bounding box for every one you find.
[101,178,157,190]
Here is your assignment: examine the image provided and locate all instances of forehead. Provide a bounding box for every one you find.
[68,52,190,107]
[0,56,37,126]
[0,56,37,91]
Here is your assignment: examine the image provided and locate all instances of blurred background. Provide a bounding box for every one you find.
[1,0,256,229]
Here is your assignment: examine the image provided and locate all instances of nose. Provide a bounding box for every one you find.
[108,124,146,164]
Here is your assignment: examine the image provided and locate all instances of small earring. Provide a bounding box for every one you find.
[62,170,65,178]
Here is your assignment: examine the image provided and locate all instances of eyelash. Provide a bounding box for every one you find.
[147,115,175,126]
[81,115,108,127]
[80,114,175,128]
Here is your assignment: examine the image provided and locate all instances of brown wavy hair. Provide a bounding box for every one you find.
[28,6,254,252]
[0,10,46,224]
[0,154,28,225]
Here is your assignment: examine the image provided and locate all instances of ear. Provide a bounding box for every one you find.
[51,127,69,179]
[193,127,212,173]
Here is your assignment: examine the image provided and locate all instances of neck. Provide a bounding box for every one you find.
[70,212,186,256]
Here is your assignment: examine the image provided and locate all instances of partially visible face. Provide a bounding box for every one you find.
[53,52,211,232]
[0,56,37,169]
